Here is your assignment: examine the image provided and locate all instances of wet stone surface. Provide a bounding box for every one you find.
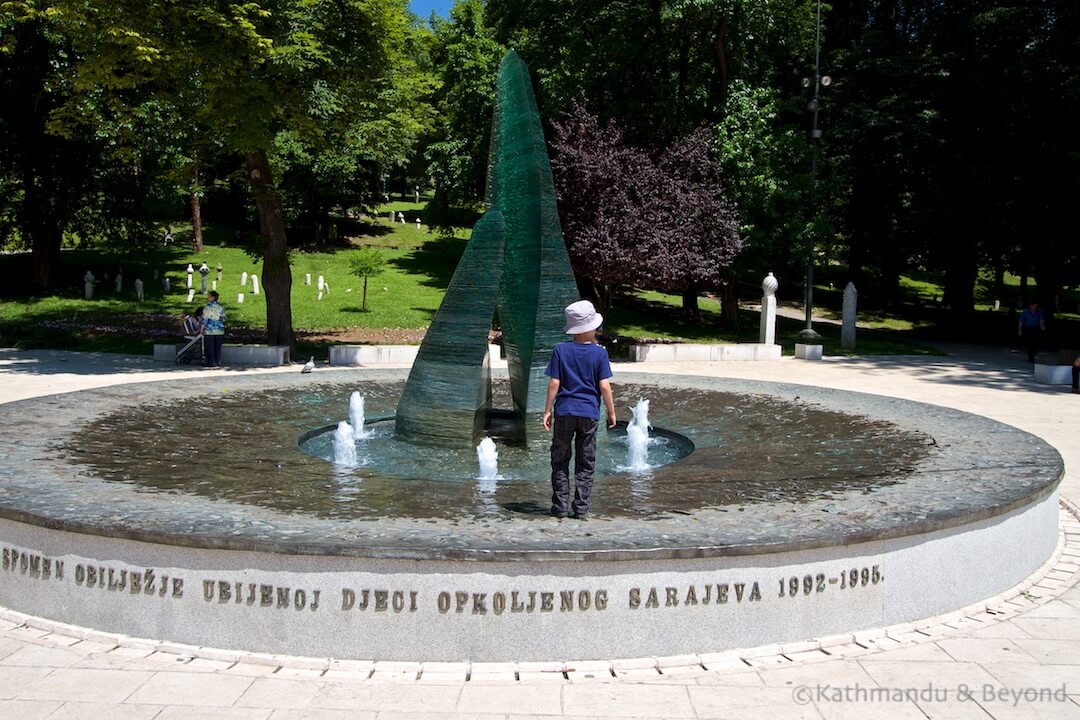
[0,370,1063,560]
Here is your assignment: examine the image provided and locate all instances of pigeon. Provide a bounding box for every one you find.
[301,356,315,374]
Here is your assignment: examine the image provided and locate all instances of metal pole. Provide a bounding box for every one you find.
[800,0,823,340]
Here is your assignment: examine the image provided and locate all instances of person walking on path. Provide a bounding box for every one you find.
[202,291,226,368]
[1072,356,1079,394]
[542,300,617,520]
[1019,301,1045,364]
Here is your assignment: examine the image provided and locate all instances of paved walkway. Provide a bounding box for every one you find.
[0,346,1078,719]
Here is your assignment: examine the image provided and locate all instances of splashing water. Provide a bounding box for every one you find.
[348,392,369,439]
[627,398,652,471]
[476,437,499,480]
[332,421,358,467]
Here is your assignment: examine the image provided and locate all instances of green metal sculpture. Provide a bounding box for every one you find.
[395,50,578,448]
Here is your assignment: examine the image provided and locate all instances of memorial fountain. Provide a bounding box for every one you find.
[0,52,1064,662]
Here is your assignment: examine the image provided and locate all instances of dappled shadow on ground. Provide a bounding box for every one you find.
[814,341,1072,396]
[0,245,203,300]
[387,235,467,290]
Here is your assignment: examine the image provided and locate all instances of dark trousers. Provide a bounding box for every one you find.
[550,415,598,517]
[1022,328,1041,363]
[1073,364,1079,391]
[205,335,224,367]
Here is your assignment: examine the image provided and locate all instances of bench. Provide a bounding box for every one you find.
[220,345,291,366]
[795,343,824,360]
[153,343,179,362]
[1034,363,1072,385]
[330,345,419,365]
[629,343,782,362]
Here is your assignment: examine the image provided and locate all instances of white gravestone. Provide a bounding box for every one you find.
[216,264,222,282]
[237,293,245,304]
[841,282,857,350]
[397,212,405,224]
[134,278,144,301]
[317,275,325,291]
[211,280,217,291]
[186,288,195,303]
[240,271,248,287]
[305,273,311,285]
[199,262,210,293]
[388,210,394,221]
[185,264,194,288]
[251,275,259,295]
[163,277,171,292]
[114,274,122,293]
[83,271,95,300]
[759,272,779,345]
[415,218,421,230]
[317,291,323,301]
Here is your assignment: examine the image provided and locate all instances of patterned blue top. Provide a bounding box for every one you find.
[203,300,226,336]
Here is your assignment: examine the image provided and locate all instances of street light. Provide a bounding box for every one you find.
[799,0,830,341]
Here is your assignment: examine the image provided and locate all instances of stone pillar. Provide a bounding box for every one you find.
[759,272,779,344]
[134,278,144,301]
[841,282,857,350]
[83,271,95,300]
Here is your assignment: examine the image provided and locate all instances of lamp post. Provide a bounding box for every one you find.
[799,0,831,340]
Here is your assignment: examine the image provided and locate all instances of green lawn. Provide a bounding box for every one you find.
[0,206,943,358]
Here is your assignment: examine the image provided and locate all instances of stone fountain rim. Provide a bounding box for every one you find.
[0,369,1063,563]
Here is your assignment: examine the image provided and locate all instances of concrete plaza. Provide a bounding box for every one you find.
[0,344,1077,719]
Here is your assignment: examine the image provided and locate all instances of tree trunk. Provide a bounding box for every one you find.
[681,285,700,321]
[30,225,61,291]
[25,177,61,291]
[191,190,203,254]
[993,261,1005,304]
[943,257,977,327]
[720,273,739,330]
[244,150,295,348]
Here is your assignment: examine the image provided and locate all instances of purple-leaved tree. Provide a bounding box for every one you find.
[551,100,743,320]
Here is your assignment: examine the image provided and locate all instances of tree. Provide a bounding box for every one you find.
[349,248,386,311]
[36,0,420,347]
[422,0,503,228]
[0,10,161,289]
[550,100,742,319]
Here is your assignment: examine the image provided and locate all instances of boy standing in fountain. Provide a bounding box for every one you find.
[542,300,617,520]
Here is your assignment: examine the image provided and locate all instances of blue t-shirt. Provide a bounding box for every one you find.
[1020,308,1044,329]
[545,341,613,420]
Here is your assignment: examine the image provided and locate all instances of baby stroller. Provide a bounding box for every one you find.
[175,312,205,364]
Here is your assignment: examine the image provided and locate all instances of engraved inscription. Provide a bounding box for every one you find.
[629,582,761,609]
[2,543,887,625]
[2,548,64,581]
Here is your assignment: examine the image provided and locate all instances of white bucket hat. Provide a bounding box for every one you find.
[563,300,603,335]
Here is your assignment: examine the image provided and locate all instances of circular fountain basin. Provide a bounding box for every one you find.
[0,370,1062,661]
